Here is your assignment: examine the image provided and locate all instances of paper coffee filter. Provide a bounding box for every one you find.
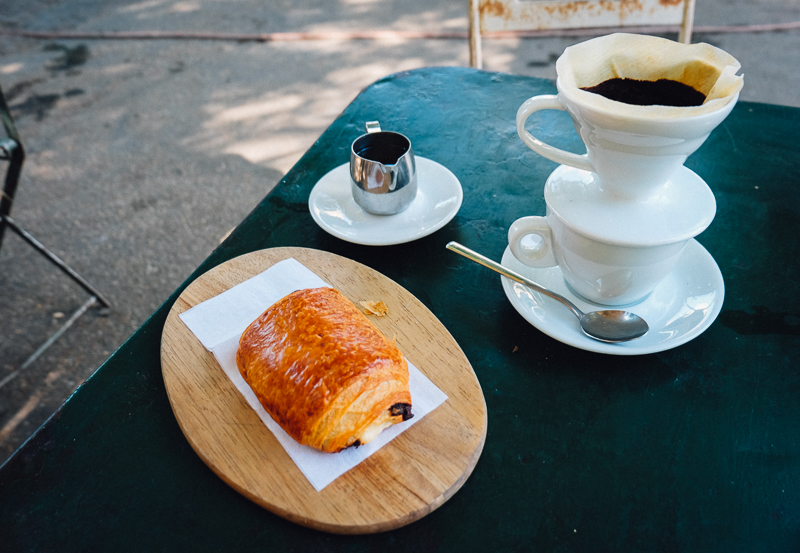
[557,34,744,118]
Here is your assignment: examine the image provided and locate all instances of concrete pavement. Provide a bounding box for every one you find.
[1,0,798,464]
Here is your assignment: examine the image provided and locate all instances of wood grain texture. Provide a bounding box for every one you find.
[160,247,487,534]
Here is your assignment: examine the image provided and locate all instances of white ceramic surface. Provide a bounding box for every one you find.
[500,239,725,355]
[308,156,462,246]
[517,87,738,200]
[516,35,741,201]
[508,212,690,306]
[507,163,717,306]
[544,164,715,246]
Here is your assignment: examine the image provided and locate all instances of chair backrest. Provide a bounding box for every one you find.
[469,0,696,69]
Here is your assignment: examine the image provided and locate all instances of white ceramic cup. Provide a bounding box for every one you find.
[508,210,689,306]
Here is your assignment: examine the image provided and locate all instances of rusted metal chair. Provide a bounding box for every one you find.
[0,84,110,381]
[469,0,696,69]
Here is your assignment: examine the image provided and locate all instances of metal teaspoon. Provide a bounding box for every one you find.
[446,242,649,343]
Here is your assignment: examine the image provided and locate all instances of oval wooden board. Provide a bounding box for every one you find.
[160,247,487,534]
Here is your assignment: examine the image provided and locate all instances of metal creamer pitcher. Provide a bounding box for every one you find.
[350,121,417,215]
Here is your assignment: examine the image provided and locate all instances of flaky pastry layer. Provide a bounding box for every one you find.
[236,287,412,453]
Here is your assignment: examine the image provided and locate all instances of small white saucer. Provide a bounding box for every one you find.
[500,239,725,355]
[308,157,463,246]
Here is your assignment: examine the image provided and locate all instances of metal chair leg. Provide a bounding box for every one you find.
[2,215,111,309]
[0,215,111,384]
[0,296,99,390]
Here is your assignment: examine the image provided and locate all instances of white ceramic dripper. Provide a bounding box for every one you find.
[516,33,743,201]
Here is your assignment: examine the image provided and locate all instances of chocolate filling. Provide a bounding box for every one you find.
[390,402,414,421]
[339,404,414,451]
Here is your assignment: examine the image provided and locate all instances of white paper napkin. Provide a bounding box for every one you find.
[179,258,448,491]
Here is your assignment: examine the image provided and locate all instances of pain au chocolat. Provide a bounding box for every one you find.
[236,287,413,453]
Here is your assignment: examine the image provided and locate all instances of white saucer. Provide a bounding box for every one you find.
[500,239,724,355]
[308,157,463,246]
[545,164,716,245]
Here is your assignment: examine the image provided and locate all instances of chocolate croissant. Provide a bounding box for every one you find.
[236,287,413,453]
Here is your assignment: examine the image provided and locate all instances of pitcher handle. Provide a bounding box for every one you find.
[516,95,595,173]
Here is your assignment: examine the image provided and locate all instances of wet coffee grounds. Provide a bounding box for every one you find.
[581,78,706,107]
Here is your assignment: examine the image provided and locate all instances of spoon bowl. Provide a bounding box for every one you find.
[579,310,649,343]
[446,242,649,343]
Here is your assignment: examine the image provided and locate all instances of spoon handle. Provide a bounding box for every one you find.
[446,241,584,320]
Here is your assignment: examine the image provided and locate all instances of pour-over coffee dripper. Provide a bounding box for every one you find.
[517,33,744,201]
[510,34,743,307]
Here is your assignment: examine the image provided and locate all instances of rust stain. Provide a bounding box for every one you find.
[539,0,649,20]
[482,0,679,25]
[542,1,590,17]
[600,0,646,24]
[480,0,509,20]
[599,0,646,17]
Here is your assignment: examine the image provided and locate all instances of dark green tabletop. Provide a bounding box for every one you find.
[2,67,799,552]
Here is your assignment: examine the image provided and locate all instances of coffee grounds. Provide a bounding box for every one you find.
[581,78,706,107]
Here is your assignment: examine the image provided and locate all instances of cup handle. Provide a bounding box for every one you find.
[516,95,595,173]
[508,216,557,268]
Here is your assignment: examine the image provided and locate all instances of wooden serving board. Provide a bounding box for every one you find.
[160,248,487,534]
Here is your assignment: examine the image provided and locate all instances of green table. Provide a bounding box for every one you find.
[2,67,799,552]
